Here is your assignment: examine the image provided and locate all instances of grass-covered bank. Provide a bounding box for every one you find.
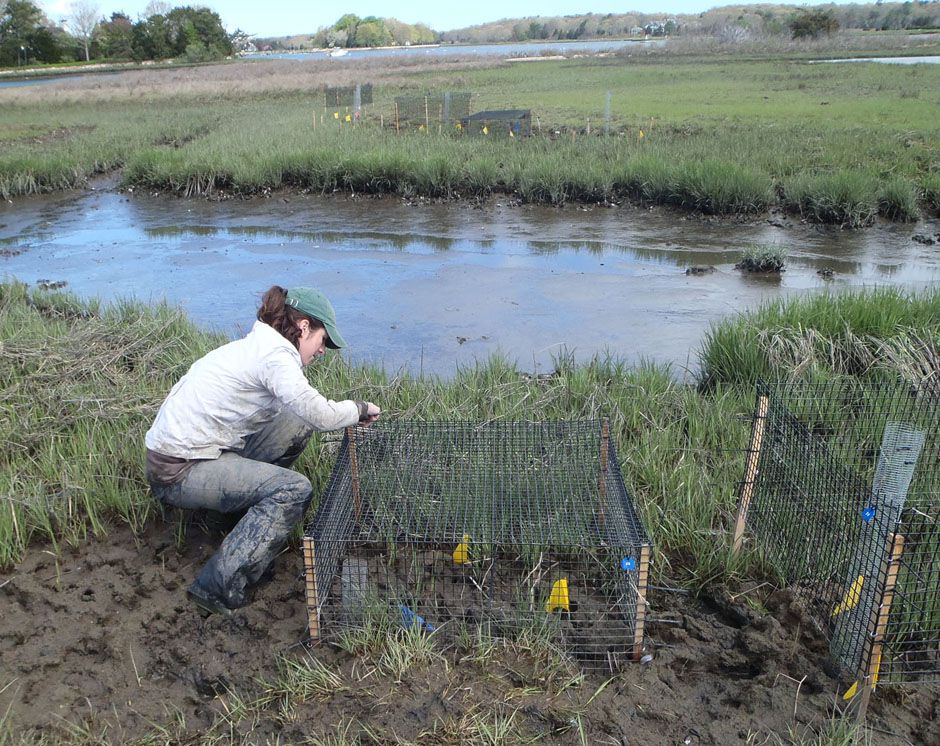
[1,52,939,224]
[5,282,940,582]
[0,281,754,585]
[700,287,940,389]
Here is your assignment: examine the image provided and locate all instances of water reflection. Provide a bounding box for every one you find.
[1,189,938,377]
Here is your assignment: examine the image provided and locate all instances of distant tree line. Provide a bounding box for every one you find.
[440,2,939,44]
[0,0,233,68]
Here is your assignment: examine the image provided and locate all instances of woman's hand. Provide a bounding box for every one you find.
[359,402,381,427]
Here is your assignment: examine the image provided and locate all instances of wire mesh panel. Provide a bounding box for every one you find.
[394,92,472,130]
[304,419,650,670]
[461,110,532,137]
[742,380,940,686]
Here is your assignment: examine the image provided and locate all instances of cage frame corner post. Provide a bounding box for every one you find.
[632,542,652,660]
[733,393,770,554]
[857,531,906,721]
[302,535,321,643]
[346,425,361,523]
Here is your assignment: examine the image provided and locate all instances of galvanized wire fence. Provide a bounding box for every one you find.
[736,380,940,689]
[393,92,472,131]
[303,419,650,670]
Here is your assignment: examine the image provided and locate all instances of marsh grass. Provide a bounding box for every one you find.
[2,54,939,221]
[0,282,755,591]
[699,287,940,390]
[781,171,878,228]
[878,176,921,222]
[735,244,787,273]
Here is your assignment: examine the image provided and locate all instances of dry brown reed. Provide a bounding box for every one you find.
[1,56,506,104]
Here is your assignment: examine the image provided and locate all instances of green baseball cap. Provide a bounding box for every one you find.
[285,287,347,349]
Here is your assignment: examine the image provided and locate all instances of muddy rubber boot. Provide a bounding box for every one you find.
[187,581,237,618]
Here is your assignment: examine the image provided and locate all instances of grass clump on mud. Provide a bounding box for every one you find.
[735,243,787,273]
[1,52,939,223]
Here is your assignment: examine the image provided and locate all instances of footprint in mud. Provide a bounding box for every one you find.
[186,668,231,697]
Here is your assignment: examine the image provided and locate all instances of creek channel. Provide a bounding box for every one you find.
[2,187,939,378]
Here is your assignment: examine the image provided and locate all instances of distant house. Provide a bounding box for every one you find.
[629,26,644,36]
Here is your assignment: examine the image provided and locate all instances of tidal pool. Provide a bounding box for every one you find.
[2,188,938,377]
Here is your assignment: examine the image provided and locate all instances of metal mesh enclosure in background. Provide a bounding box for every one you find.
[393,92,472,129]
[324,83,373,109]
[303,419,651,670]
[738,380,940,687]
[461,109,532,137]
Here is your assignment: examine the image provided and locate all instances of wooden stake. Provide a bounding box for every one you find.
[347,426,361,523]
[633,543,652,660]
[424,96,430,131]
[733,395,769,553]
[598,418,609,526]
[858,533,905,721]
[395,101,400,134]
[302,537,321,642]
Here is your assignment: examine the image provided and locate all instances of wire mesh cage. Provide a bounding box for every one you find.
[393,92,472,130]
[324,83,373,108]
[303,419,651,670]
[735,379,940,688]
[460,110,532,137]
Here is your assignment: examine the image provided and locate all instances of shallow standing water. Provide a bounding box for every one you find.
[1,187,939,377]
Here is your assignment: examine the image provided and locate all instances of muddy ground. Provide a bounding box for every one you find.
[1,518,938,745]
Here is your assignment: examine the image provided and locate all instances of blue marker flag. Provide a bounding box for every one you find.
[621,557,637,572]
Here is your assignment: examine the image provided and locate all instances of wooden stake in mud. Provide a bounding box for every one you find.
[857,533,905,721]
[424,96,430,131]
[302,536,321,642]
[598,418,610,527]
[733,394,770,554]
[347,426,362,523]
[632,543,652,660]
[395,101,400,134]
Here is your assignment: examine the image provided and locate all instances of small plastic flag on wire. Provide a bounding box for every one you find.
[453,534,471,565]
[545,578,570,612]
[831,575,864,617]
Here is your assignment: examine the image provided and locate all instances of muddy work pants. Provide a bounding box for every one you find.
[151,410,314,609]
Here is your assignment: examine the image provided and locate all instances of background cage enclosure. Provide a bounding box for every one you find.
[303,419,651,670]
[734,380,940,694]
[393,92,472,130]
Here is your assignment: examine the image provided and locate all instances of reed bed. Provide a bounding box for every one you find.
[2,53,938,221]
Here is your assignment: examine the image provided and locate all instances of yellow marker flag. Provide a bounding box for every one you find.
[842,652,882,701]
[545,578,570,613]
[333,112,339,120]
[453,534,471,565]
[509,130,514,138]
[345,114,352,122]
[832,575,864,617]
[482,126,489,135]
[638,129,645,139]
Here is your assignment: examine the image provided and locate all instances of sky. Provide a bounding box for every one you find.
[40,1,850,37]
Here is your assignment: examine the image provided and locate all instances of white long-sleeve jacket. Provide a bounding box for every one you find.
[145,320,360,459]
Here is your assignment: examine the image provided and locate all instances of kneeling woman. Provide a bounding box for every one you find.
[145,286,380,615]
